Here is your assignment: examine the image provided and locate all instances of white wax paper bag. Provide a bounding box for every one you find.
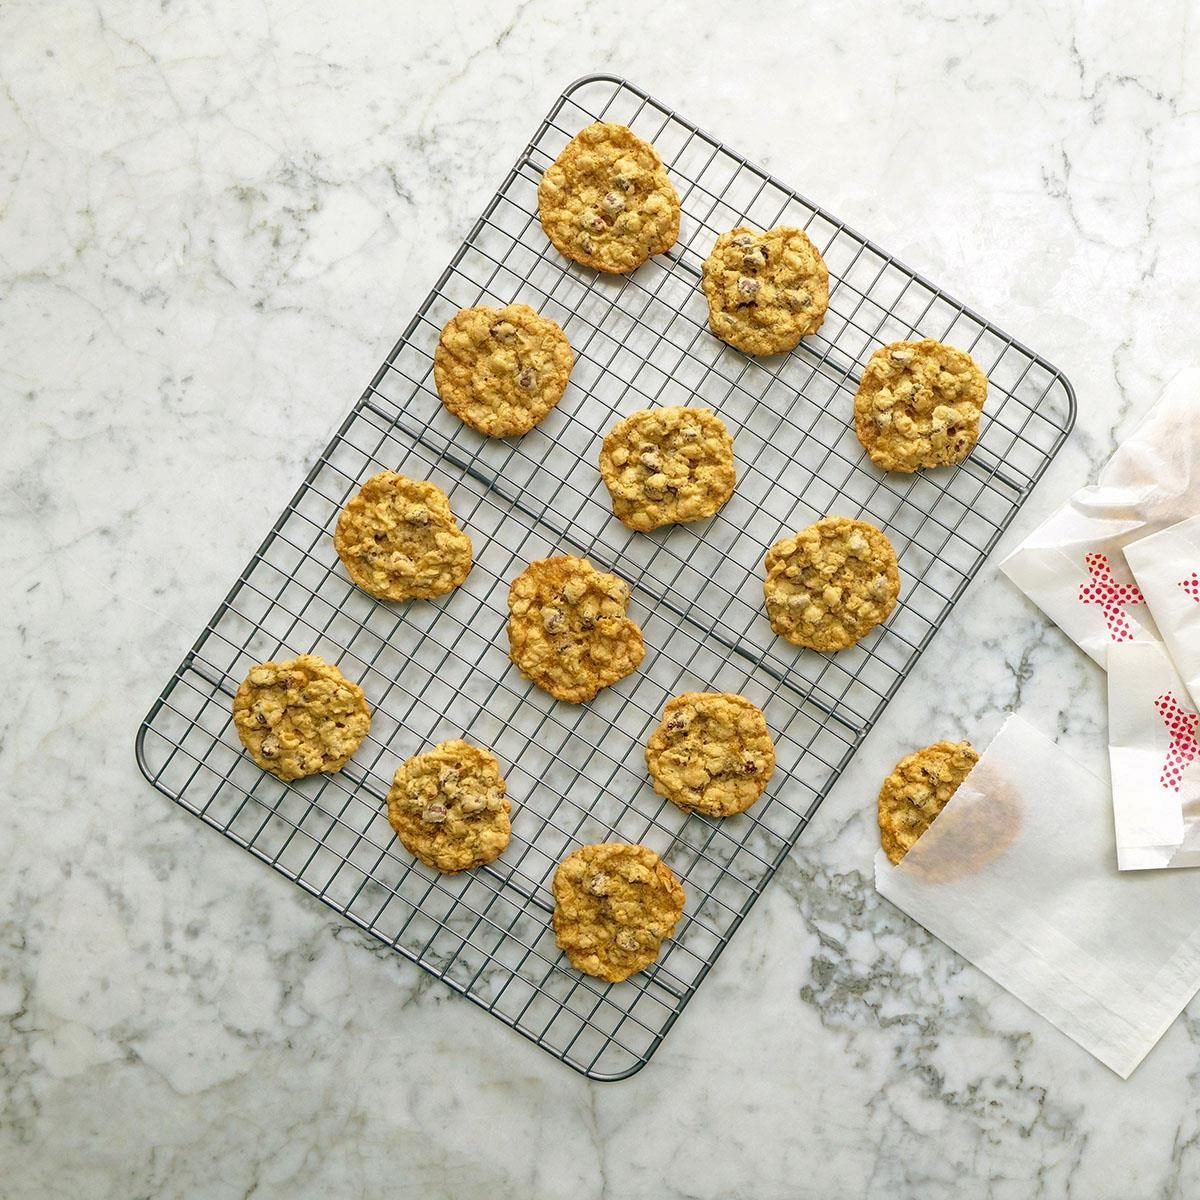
[1126,515,1200,716]
[875,714,1200,1077]
[1107,641,1200,870]
[1000,368,1200,666]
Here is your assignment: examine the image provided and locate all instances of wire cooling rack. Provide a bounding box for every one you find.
[136,75,1075,1080]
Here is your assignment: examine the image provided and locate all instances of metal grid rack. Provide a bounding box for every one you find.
[135,75,1075,1080]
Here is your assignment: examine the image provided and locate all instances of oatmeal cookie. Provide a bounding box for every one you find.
[387,740,512,873]
[507,556,645,703]
[897,754,1022,882]
[433,303,574,438]
[538,122,680,274]
[645,692,775,817]
[334,472,472,601]
[701,225,829,355]
[854,339,988,472]
[878,740,980,864]
[598,407,736,531]
[232,655,371,781]
[763,517,900,651]
[552,842,686,982]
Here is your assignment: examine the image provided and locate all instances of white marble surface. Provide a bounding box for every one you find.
[4,1,1200,1196]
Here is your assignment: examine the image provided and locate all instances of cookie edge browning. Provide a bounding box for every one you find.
[551,842,686,983]
[333,472,473,602]
[853,339,988,473]
[645,691,776,818]
[232,654,371,782]
[763,517,901,651]
[701,225,831,356]
[432,304,574,438]
[386,739,513,874]
[506,555,646,704]
[878,739,981,865]
[537,122,681,274]
[598,407,737,532]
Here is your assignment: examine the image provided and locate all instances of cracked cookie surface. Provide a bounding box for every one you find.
[854,339,988,472]
[433,303,574,437]
[334,472,472,601]
[878,740,980,864]
[764,516,900,651]
[701,225,829,355]
[507,555,645,703]
[538,122,680,274]
[646,692,775,817]
[233,654,371,781]
[598,407,736,531]
[552,842,686,982]
[387,740,512,873]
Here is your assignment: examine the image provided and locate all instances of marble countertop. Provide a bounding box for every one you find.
[5,2,1199,1196]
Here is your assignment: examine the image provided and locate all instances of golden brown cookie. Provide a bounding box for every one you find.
[598,407,736,532]
[507,556,645,703]
[763,517,900,651]
[232,655,371,782]
[552,843,686,982]
[701,225,829,355]
[386,740,512,873]
[645,692,775,817]
[897,756,1022,882]
[334,472,472,601]
[878,740,980,864]
[537,122,680,274]
[854,339,988,472]
[433,303,574,438]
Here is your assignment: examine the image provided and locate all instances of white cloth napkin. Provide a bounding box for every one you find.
[875,714,1200,1078]
[1000,368,1200,667]
[1107,641,1200,870]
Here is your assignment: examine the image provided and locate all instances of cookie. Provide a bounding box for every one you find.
[877,740,980,864]
[645,692,775,817]
[232,655,371,782]
[598,407,736,532]
[552,843,686,983]
[701,226,829,355]
[763,517,900,651]
[898,756,1021,883]
[387,740,512,873]
[538,122,680,274]
[854,339,988,472]
[334,472,472,601]
[507,556,644,703]
[433,303,574,438]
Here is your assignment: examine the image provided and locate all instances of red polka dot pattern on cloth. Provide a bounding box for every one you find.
[1077,551,1144,641]
[1178,572,1200,602]
[1154,691,1199,793]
